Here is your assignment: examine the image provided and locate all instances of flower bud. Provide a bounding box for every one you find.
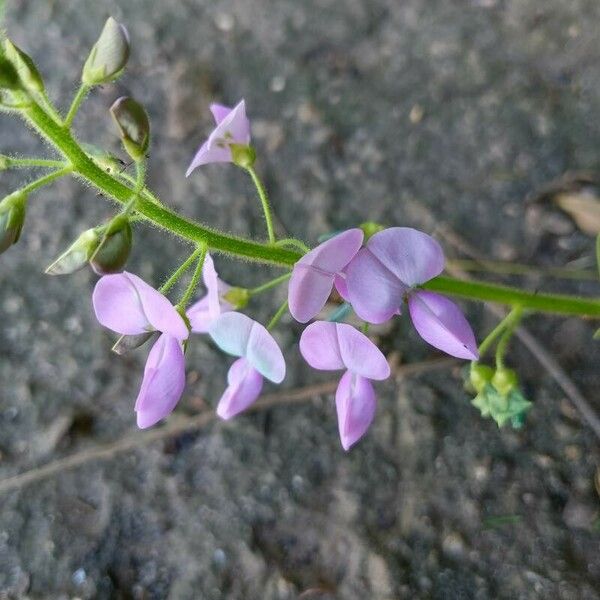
[90,215,133,275]
[0,54,21,90]
[4,40,44,93]
[82,17,130,86]
[230,143,256,168]
[469,362,494,394]
[110,96,150,161]
[491,368,518,397]
[45,228,100,275]
[223,287,250,310]
[0,192,27,254]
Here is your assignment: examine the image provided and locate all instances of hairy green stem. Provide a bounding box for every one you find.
[249,272,292,296]
[1,156,66,169]
[274,238,310,252]
[246,165,276,244]
[267,299,289,330]
[478,307,523,358]
[160,247,204,294]
[16,166,72,196]
[64,84,89,127]
[177,245,207,309]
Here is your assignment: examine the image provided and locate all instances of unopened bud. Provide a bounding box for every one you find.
[82,17,130,86]
[223,287,250,309]
[491,368,518,397]
[4,40,44,93]
[230,144,256,168]
[469,363,494,394]
[0,192,27,254]
[112,331,157,355]
[45,228,100,275]
[0,54,21,90]
[90,215,132,275]
[110,96,150,161]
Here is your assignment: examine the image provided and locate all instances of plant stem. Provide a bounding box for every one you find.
[2,156,67,169]
[16,166,72,196]
[448,258,598,282]
[267,300,289,330]
[422,276,600,318]
[246,165,276,244]
[160,247,204,294]
[64,84,89,127]
[478,307,523,358]
[249,272,292,296]
[177,245,207,309]
[274,238,310,252]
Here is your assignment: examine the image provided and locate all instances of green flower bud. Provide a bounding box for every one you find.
[90,215,133,275]
[4,39,44,93]
[230,143,256,168]
[469,363,494,394]
[0,54,21,90]
[82,17,130,86]
[491,368,518,397]
[45,228,100,275]
[0,192,27,254]
[223,287,250,310]
[110,96,150,162]
[359,221,386,241]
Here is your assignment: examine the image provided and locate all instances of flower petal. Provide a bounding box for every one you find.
[135,333,186,428]
[93,272,188,339]
[335,371,376,451]
[299,321,346,371]
[216,358,263,420]
[345,248,407,324]
[408,290,479,360]
[208,312,286,383]
[210,103,232,125]
[366,227,445,287]
[299,321,389,379]
[288,228,364,323]
[185,142,231,175]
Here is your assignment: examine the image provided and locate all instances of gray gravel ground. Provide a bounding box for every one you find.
[1,0,600,598]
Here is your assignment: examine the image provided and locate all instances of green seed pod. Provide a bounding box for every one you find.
[4,39,44,93]
[82,17,130,86]
[45,228,100,275]
[90,215,133,275]
[469,362,494,394]
[491,367,518,397]
[110,96,150,162]
[0,193,27,254]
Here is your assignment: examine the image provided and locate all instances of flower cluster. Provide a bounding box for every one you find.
[88,100,478,450]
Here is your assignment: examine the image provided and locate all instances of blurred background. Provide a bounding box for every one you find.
[1,0,599,598]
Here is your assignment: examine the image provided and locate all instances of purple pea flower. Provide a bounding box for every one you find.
[288,228,364,323]
[186,253,233,333]
[345,227,478,360]
[186,100,251,175]
[93,272,189,428]
[300,321,390,450]
[208,311,286,419]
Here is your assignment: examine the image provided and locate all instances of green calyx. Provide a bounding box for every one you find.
[359,221,385,241]
[223,287,250,309]
[0,53,21,90]
[4,39,44,93]
[231,144,256,168]
[89,215,133,275]
[0,192,27,254]
[110,96,150,162]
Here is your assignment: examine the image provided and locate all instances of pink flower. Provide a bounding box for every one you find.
[93,272,189,428]
[186,100,251,175]
[288,228,364,323]
[208,311,286,419]
[299,321,390,450]
[186,253,233,333]
[345,227,478,360]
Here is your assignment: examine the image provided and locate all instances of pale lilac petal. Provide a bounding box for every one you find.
[288,229,364,323]
[299,321,345,370]
[299,321,389,380]
[345,248,407,324]
[135,334,186,428]
[336,323,390,380]
[334,272,350,302]
[366,227,445,286]
[185,142,230,175]
[93,272,188,340]
[216,358,263,420]
[408,291,479,360]
[208,312,286,383]
[210,103,232,125]
[186,296,213,334]
[335,371,376,451]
